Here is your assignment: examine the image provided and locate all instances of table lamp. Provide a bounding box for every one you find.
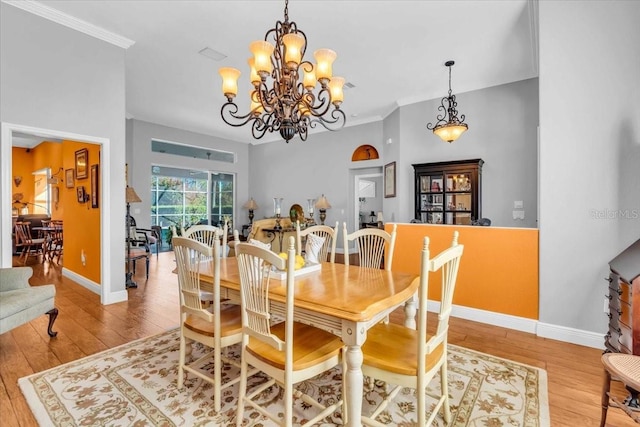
[125,186,142,288]
[243,198,259,223]
[314,194,331,225]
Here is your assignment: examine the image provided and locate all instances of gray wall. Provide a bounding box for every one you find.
[248,78,538,240]
[391,78,539,228]
[249,121,385,245]
[0,4,127,298]
[127,119,250,230]
[538,1,640,334]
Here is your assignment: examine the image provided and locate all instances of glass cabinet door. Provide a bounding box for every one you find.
[418,174,444,224]
[445,172,472,225]
[420,175,444,193]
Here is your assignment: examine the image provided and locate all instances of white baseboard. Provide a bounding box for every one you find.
[428,300,604,350]
[62,268,128,305]
[62,268,100,294]
[427,300,538,334]
[536,322,605,350]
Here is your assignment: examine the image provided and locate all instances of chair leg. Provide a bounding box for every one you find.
[178,333,186,389]
[601,368,611,427]
[236,347,248,427]
[441,360,451,424]
[46,308,58,337]
[145,257,150,278]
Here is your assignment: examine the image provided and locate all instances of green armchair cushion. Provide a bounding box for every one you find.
[0,266,58,336]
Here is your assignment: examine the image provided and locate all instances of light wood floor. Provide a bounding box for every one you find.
[1,252,634,426]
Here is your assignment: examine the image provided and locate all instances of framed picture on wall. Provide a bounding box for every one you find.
[65,169,75,188]
[384,161,396,198]
[90,164,99,208]
[77,186,87,203]
[75,148,88,179]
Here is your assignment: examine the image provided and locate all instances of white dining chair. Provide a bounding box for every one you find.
[295,220,338,263]
[234,236,344,427]
[342,222,397,271]
[173,235,243,413]
[360,231,464,426]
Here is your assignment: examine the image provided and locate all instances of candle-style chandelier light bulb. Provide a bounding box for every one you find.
[219,0,346,143]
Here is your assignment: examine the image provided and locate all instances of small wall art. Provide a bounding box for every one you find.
[77,185,88,203]
[384,161,396,198]
[75,148,88,179]
[65,169,75,188]
[90,164,99,208]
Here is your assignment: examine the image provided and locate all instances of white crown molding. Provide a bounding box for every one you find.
[2,0,135,49]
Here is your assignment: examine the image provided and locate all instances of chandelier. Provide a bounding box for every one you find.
[218,0,346,142]
[427,60,468,143]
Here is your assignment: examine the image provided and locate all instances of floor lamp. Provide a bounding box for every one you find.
[125,186,142,288]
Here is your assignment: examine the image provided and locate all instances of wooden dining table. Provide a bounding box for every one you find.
[198,258,418,427]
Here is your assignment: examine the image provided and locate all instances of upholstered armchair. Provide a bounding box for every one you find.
[0,266,58,337]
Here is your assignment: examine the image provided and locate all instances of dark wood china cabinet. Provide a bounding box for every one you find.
[412,159,483,225]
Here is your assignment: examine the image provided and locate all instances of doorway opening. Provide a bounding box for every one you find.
[1,122,118,304]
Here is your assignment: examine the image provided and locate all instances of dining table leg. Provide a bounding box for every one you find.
[343,344,364,427]
[404,293,418,329]
[342,322,366,427]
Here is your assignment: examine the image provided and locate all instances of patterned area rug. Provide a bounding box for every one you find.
[19,328,549,426]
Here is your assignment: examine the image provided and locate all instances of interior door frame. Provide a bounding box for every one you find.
[1,122,118,304]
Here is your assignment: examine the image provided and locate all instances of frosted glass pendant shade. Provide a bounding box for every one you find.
[250,40,275,74]
[219,67,241,98]
[314,49,337,83]
[283,33,305,66]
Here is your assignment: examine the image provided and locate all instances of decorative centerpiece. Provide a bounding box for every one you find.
[289,204,304,226]
[270,252,322,280]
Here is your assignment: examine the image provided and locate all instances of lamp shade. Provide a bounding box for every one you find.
[250,90,264,115]
[315,194,331,210]
[303,67,316,90]
[283,32,305,66]
[250,40,275,74]
[434,123,468,143]
[247,58,260,85]
[328,76,345,105]
[243,198,259,210]
[126,186,142,203]
[314,49,337,83]
[219,67,241,98]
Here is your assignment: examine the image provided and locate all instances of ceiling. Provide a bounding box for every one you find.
[13,0,538,145]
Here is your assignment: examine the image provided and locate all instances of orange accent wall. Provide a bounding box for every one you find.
[11,141,101,284]
[11,148,35,209]
[388,223,539,319]
[61,141,101,284]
